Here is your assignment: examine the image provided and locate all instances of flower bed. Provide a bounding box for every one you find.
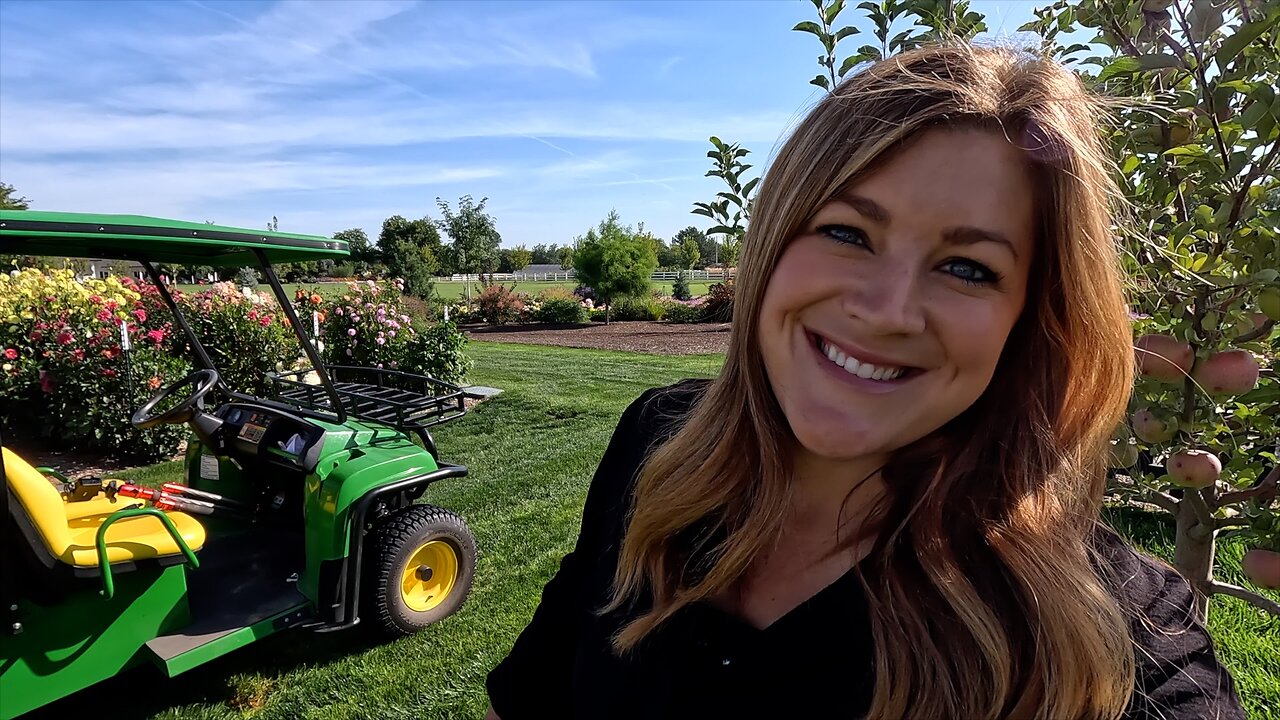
[1,269,189,460]
[2,270,471,459]
[306,280,470,386]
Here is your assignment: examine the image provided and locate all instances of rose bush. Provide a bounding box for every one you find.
[182,282,297,396]
[0,268,189,460]
[316,280,469,386]
[533,288,589,324]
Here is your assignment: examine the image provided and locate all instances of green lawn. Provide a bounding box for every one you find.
[36,343,1279,719]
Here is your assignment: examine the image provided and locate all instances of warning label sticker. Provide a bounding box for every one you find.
[199,454,220,481]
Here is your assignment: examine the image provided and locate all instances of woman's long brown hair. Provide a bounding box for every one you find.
[604,43,1137,719]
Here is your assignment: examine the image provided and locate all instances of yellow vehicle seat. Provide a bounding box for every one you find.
[2,448,206,567]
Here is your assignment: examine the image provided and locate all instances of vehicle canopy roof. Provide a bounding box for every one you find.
[0,210,349,267]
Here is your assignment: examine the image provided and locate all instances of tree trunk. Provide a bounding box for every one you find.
[605,303,611,325]
[1173,498,1217,624]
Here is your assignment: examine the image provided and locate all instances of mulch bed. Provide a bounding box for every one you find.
[465,321,732,355]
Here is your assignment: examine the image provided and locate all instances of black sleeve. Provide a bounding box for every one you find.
[1100,532,1247,720]
[485,388,658,720]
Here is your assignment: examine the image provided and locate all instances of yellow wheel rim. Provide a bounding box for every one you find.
[400,540,459,612]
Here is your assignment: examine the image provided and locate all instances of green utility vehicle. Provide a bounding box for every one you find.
[0,211,478,719]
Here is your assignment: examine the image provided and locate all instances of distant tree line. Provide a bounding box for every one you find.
[1,182,730,300]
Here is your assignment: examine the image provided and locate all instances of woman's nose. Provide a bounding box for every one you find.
[840,262,927,336]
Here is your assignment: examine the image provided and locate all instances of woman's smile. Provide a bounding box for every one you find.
[807,330,922,393]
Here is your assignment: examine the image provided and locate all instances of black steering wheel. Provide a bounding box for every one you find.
[131,369,220,429]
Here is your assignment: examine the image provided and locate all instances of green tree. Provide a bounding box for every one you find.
[530,243,556,264]
[557,245,575,269]
[504,245,533,273]
[572,210,658,324]
[0,183,32,268]
[437,195,502,278]
[378,215,441,298]
[692,137,759,268]
[333,228,375,265]
[676,233,701,270]
[674,226,713,268]
[0,182,30,210]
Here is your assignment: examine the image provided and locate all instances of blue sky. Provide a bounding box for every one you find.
[0,0,1052,248]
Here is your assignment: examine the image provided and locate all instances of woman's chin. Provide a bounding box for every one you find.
[789,418,895,463]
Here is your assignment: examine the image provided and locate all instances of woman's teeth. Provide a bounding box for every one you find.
[819,338,907,381]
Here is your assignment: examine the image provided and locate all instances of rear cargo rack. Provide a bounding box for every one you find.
[268,365,466,431]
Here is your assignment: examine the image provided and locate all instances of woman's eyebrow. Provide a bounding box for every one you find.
[943,226,1020,261]
[841,191,1020,261]
[838,192,890,223]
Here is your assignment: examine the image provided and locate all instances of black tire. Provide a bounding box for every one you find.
[362,504,477,636]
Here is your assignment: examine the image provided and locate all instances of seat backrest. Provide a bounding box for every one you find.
[2,448,71,557]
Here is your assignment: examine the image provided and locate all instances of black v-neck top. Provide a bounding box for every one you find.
[486,380,1246,720]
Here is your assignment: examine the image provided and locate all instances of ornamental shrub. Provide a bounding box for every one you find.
[318,280,469,385]
[0,268,190,460]
[534,289,589,324]
[672,273,693,301]
[702,280,735,323]
[182,282,297,396]
[663,299,705,324]
[475,280,525,325]
[610,295,666,321]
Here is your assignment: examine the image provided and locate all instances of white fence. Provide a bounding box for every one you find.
[651,270,731,281]
[444,270,731,283]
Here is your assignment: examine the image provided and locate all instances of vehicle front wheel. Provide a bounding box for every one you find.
[363,504,477,636]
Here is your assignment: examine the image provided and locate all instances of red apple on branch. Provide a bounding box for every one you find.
[1193,349,1260,396]
[1168,449,1221,489]
[1135,334,1193,382]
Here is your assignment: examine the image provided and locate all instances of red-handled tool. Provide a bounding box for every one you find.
[117,483,241,517]
[161,483,252,509]
[153,495,218,516]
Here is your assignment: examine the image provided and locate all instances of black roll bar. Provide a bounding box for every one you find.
[141,256,348,424]
[254,250,346,424]
[141,260,220,380]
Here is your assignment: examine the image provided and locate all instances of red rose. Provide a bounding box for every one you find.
[73,349,85,362]
[133,309,147,323]
[3,348,16,360]
[56,331,73,345]
[96,309,112,322]
[102,368,117,378]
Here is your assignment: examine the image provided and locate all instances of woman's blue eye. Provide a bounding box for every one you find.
[942,259,1000,286]
[818,224,869,247]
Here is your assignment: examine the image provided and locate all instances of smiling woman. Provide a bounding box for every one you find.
[484,42,1246,720]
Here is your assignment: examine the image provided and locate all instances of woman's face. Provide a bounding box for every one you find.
[759,128,1036,464]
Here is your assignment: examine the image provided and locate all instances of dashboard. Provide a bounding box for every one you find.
[215,403,326,472]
